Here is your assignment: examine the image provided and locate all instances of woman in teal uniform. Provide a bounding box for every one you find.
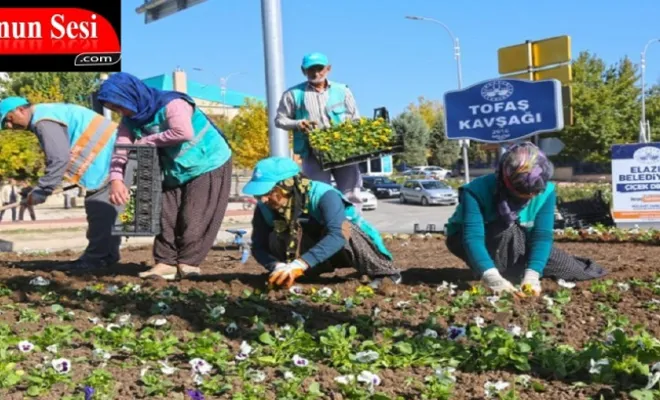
[244,156,400,288]
[445,142,605,295]
[98,72,233,280]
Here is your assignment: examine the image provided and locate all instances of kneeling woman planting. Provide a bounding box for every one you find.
[244,157,400,288]
[445,142,606,296]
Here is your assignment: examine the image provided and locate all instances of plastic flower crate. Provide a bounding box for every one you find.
[111,144,162,237]
[308,107,404,171]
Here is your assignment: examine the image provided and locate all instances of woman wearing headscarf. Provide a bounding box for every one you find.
[444,142,605,296]
[244,156,401,289]
[98,72,233,280]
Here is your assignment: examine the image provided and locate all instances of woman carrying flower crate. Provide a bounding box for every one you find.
[98,72,233,280]
[275,52,364,212]
[244,156,401,289]
[444,142,606,296]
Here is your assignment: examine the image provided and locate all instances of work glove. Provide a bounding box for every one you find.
[520,269,541,296]
[24,188,48,206]
[481,268,519,295]
[268,259,308,288]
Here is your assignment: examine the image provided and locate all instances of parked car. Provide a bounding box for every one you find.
[362,176,401,198]
[360,187,378,211]
[330,181,377,210]
[409,166,452,179]
[399,179,458,206]
[401,169,433,178]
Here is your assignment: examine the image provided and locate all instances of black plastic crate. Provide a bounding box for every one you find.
[557,190,614,229]
[413,223,444,234]
[111,145,162,237]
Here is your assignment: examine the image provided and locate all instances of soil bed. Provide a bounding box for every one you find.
[0,239,657,399]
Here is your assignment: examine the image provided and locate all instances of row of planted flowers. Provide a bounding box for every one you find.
[380,225,660,245]
[1,273,660,399]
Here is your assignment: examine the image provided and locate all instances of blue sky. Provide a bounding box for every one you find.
[121,0,660,115]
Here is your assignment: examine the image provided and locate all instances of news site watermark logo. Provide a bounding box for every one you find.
[0,0,121,71]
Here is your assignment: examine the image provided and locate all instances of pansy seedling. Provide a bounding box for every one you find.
[357,371,381,390]
[226,322,238,334]
[289,286,304,296]
[507,324,522,337]
[235,341,253,361]
[589,358,609,374]
[158,361,176,375]
[292,355,309,367]
[355,350,379,363]
[484,380,509,398]
[52,358,71,374]
[84,386,95,400]
[186,389,205,400]
[557,279,576,289]
[423,329,438,339]
[18,340,34,353]
[334,374,356,385]
[447,326,466,340]
[30,277,50,287]
[247,369,266,382]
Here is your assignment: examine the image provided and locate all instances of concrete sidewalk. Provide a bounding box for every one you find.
[0,201,254,252]
[0,202,253,232]
[1,221,253,253]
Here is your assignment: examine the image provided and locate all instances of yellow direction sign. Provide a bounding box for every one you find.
[498,35,571,74]
[498,35,573,125]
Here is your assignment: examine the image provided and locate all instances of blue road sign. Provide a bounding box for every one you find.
[443,78,564,143]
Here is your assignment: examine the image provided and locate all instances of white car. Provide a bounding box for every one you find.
[411,166,451,179]
[330,181,377,210]
[360,188,378,211]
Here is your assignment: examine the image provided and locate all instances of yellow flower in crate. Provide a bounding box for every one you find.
[307,117,395,165]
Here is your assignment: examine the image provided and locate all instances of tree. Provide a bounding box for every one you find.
[1,72,100,106]
[406,96,443,129]
[223,99,269,169]
[392,111,429,166]
[0,130,44,181]
[556,52,639,162]
[428,114,460,167]
[645,84,660,139]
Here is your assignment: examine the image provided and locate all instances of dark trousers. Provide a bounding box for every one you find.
[153,160,233,266]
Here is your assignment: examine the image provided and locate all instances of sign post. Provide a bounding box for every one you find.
[444,78,564,144]
[611,143,660,230]
[136,0,290,157]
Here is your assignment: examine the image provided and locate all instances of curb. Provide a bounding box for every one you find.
[0,209,254,233]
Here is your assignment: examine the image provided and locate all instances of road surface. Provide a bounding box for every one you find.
[363,197,457,234]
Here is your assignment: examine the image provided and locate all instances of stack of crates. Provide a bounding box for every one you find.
[111,145,162,237]
[557,190,614,229]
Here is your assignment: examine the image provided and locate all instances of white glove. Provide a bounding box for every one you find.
[269,259,308,288]
[481,268,517,294]
[521,269,541,295]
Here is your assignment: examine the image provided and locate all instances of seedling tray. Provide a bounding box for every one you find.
[111,145,162,237]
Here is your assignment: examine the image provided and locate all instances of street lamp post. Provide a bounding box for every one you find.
[405,15,470,183]
[193,68,242,119]
[641,38,660,143]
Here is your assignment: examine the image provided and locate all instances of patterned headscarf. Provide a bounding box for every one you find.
[496,142,554,225]
[271,175,312,262]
